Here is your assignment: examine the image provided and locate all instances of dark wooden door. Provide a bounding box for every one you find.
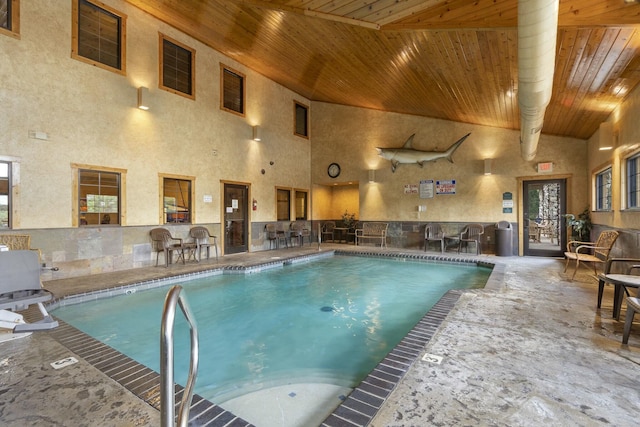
[223,183,248,254]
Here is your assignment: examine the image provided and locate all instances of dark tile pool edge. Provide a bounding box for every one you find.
[335,250,504,291]
[319,289,464,427]
[28,315,254,427]
[323,250,503,426]
[36,251,501,427]
[48,251,336,309]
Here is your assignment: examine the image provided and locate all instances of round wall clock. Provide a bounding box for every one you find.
[327,163,341,178]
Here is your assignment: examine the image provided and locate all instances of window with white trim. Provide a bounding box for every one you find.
[626,152,640,209]
[595,167,612,211]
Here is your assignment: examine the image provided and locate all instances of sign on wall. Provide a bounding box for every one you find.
[420,180,434,199]
[404,184,418,194]
[435,180,456,195]
[503,192,513,213]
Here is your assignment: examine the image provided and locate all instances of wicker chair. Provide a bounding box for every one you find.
[0,234,41,261]
[564,230,619,280]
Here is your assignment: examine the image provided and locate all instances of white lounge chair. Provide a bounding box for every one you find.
[0,250,58,341]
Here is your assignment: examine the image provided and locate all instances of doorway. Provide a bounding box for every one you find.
[223,182,249,254]
[523,179,567,257]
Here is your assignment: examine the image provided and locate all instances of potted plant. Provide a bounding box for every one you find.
[564,208,592,242]
[341,210,357,230]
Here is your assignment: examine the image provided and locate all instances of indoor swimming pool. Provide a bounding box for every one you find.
[52,255,490,422]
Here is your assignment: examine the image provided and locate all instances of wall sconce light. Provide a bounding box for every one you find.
[484,159,492,175]
[252,125,261,141]
[137,87,149,110]
[368,169,376,183]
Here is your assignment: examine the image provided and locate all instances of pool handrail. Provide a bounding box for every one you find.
[160,285,199,427]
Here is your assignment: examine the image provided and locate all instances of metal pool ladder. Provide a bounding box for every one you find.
[161,285,199,427]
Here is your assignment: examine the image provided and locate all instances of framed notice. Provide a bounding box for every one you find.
[436,180,456,195]
[420,180,434,199]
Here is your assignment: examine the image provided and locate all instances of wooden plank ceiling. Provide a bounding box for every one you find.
[125,0,640,141]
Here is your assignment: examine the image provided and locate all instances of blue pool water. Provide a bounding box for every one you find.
[53,256,490,402]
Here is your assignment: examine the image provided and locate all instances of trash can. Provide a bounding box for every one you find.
[495,221,512,256]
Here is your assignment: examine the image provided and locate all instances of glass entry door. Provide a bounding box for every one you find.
[523,179,567,257]
[223,183,249,254]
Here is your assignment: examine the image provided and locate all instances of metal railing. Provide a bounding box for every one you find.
[161,285,199,427]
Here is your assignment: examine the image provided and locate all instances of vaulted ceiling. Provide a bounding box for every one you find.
[125,0,640,141]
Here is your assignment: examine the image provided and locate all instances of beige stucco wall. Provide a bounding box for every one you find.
[588,83,640,231]
[0,0,310,230]
[311,102,589,223]
[8,0,640,275]
[312,184,359,221]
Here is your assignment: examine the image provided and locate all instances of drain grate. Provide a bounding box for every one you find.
[50,356,78,369]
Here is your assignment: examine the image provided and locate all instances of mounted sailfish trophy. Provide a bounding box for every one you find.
[377,133,471,172]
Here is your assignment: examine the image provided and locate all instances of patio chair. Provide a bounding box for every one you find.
[189,226,218,261]
[150,227,189,267]
[424,223,445,253]
[458,224,484,254]
[265,224,288,249]
[321,221,336,242]
[564,230,619,280]
[0,250,58,340]
[290,221,312,246]
[265,224,278,249]
[346,222,360,244]
[528,223,541,242]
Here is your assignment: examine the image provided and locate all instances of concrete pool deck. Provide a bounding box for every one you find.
[1,244,639,426]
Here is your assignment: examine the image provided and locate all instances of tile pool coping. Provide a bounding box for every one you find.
[42,251,500,427]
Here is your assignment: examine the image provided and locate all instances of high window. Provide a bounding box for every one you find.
[221,64,245,116]
[625,152,640,209]
[295,190,308,220]
[595,167,612,211]
[78,169,121,226]
[294,101,309,138]
[0,0,19,38]
[159,34,195,99]
[0,161,10,228]
[162,176,193,224]
[276,188,290,221]
[72,0,126,74]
